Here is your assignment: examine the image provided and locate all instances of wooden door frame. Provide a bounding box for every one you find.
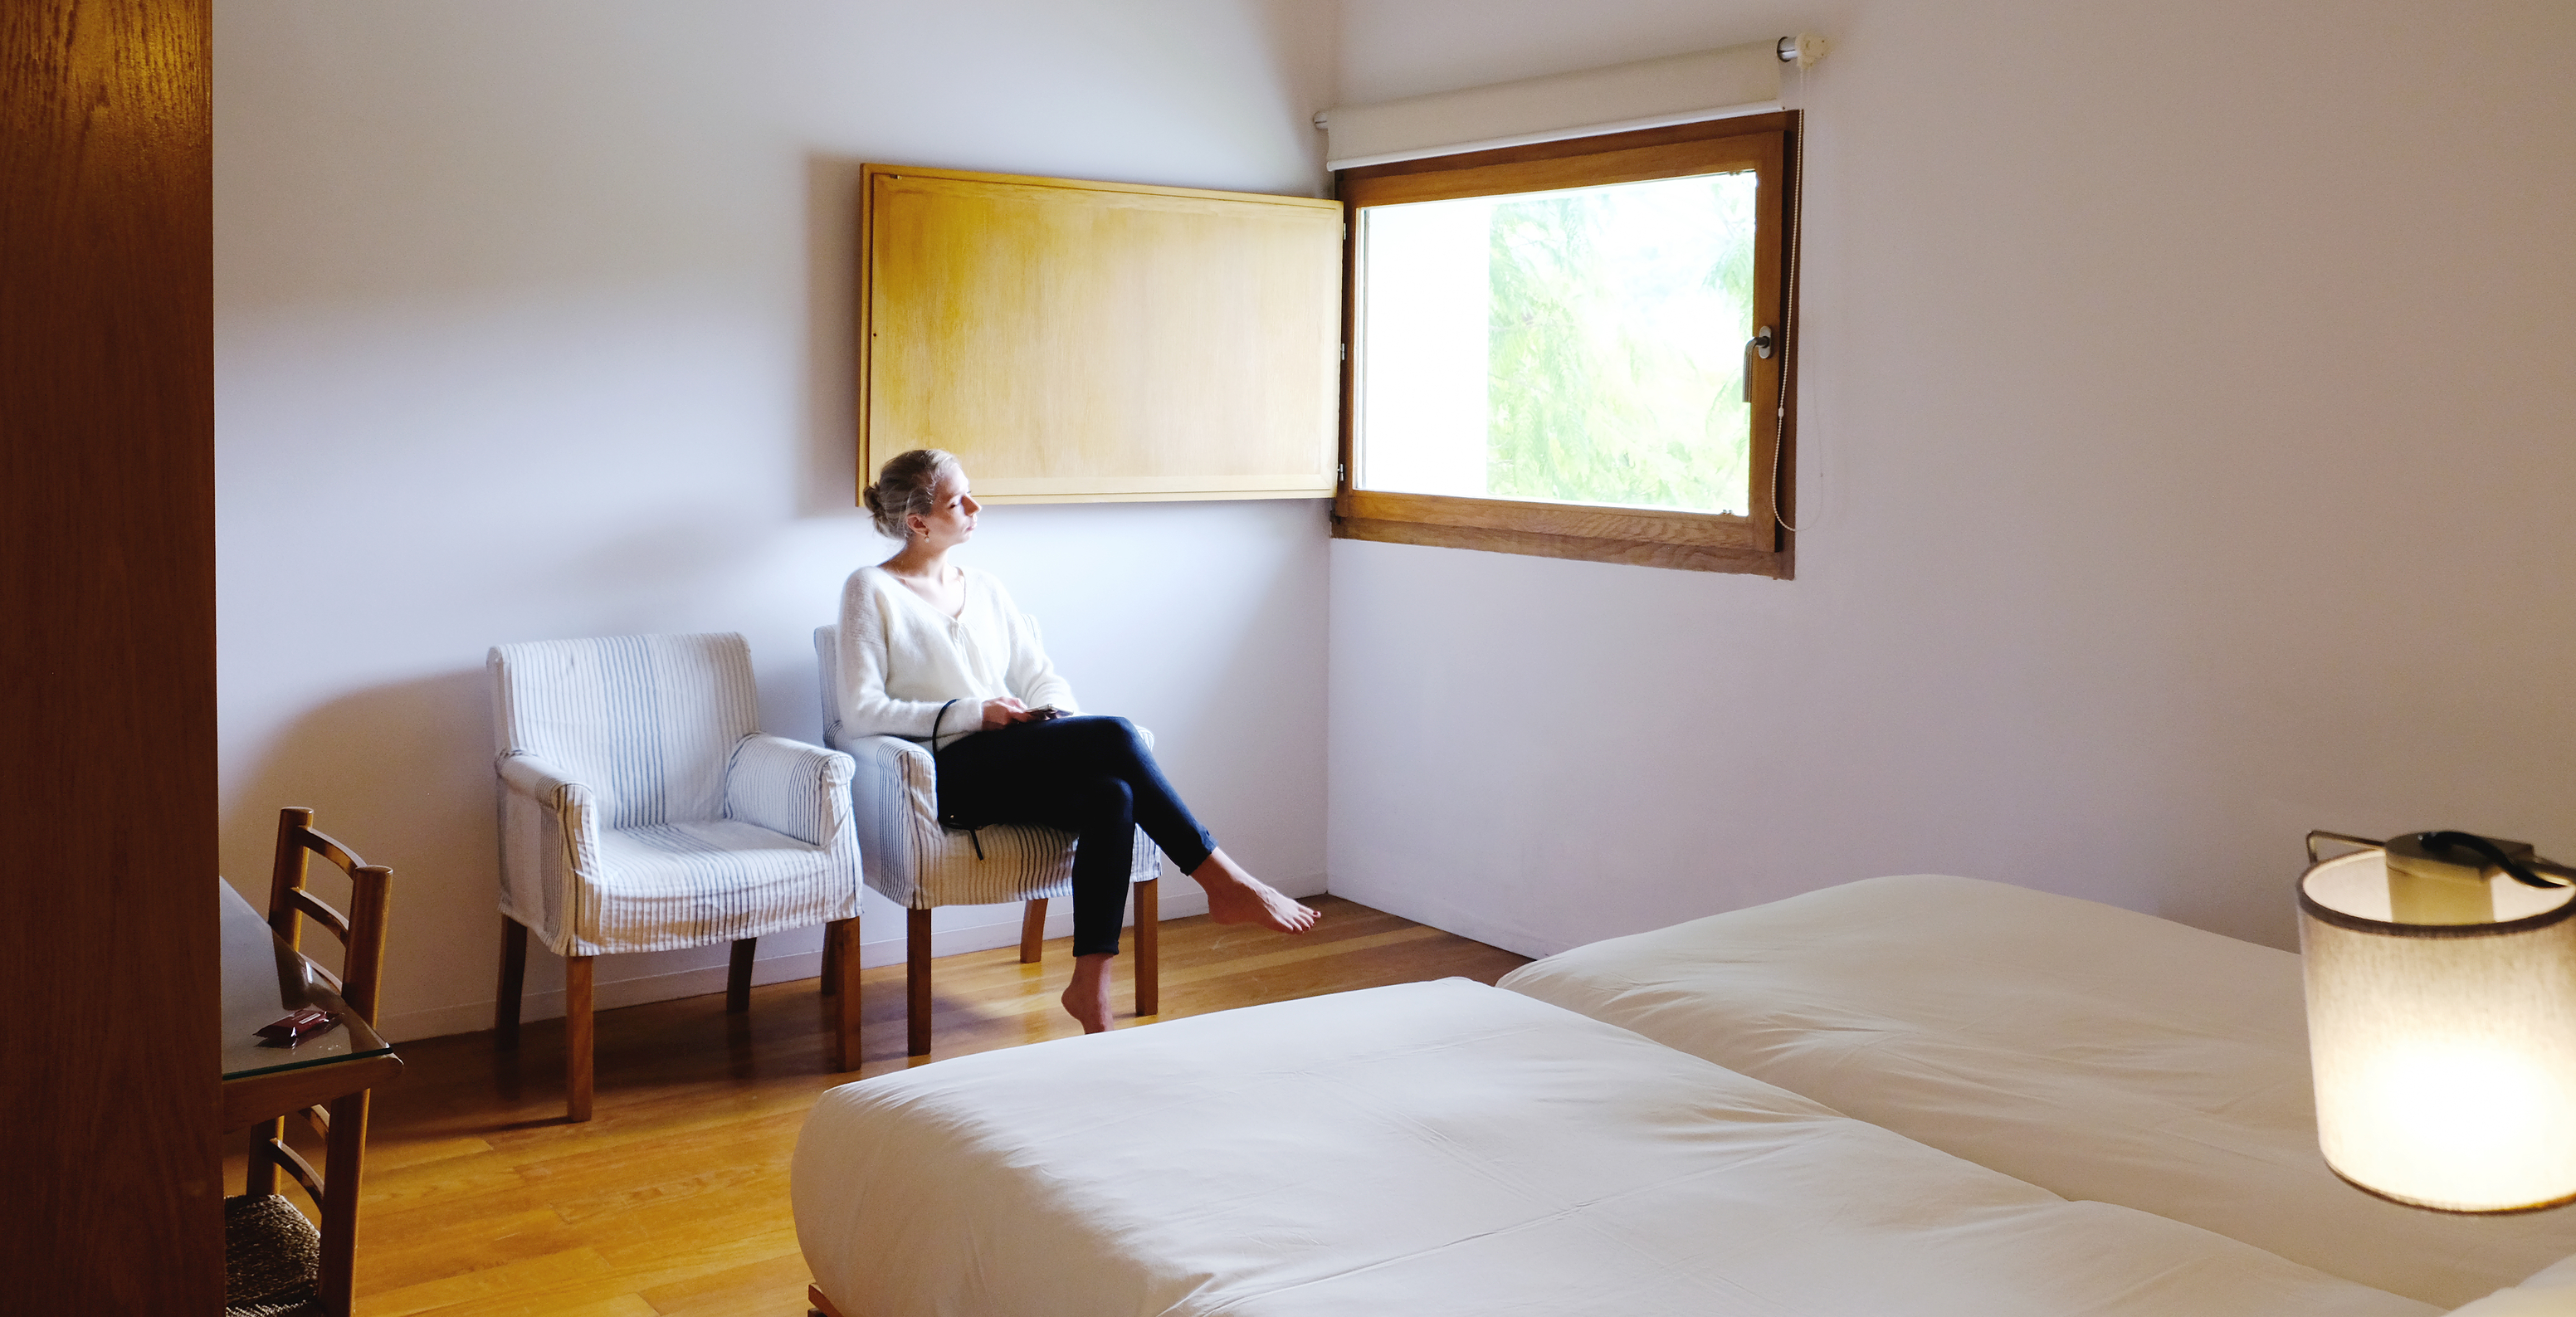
[0,0,222,1307]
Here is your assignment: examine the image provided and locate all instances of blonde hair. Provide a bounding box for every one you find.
[861,448,959,539]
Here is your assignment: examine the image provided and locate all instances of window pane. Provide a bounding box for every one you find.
[1357,171,1759,515]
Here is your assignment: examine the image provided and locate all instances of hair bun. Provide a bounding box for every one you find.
[863,447,956,539]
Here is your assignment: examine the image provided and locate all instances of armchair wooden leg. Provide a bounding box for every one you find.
[495,916,528,1047]
[825,917,861,1072]
[564,954,595,1122]
[907,909,933,1057]
[1134,879,1159,1017]
[316,1088,371,1317]
[1019,899,1048,963]
[726,938,756,1014]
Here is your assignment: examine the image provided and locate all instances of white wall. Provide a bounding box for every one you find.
[1329,0,2576,956]
[215,0,1339,1041]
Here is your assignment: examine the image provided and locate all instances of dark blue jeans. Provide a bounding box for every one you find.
[933,715,1215,957]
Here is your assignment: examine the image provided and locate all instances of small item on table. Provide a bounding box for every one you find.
[256,1005,338,1046]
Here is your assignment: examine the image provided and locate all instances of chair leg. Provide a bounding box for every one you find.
[315,1088,370,1317]
[1134,879,1159,1017]
[726,938,756,1013]
[495,916,529,1048]
[564,954,595,1122]
[1019,898,1048,963]
[907,909,933,1057]
[242,1116,283,1197]
[825,916,861,1072]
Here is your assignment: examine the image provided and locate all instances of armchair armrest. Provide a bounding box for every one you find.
[845,734,937,817]
[725,734,856,847]
[844,732,932,772]
[496,752,595,813]
[493,751,604,954]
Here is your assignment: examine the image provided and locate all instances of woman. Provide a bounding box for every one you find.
[841,448,1320,1033]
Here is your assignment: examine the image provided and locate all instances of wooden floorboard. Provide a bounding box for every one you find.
[227,896,1526,1317]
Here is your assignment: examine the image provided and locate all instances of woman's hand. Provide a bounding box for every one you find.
[978,696,1033,729]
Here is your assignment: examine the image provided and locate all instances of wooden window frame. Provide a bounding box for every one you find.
[1332,112,1801,578]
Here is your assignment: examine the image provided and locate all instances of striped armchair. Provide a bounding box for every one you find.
[489,632,864,1120]
[815,624,1159,1056]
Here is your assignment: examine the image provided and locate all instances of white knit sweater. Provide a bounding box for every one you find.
[837,563,1079,750]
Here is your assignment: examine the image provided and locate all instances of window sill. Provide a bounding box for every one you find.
[1332,490,1792,578]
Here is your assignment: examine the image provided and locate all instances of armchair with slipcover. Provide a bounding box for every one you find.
[814,623,1159,1056]
[489,632,863,1120]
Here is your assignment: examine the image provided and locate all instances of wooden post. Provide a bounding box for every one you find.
[316,1089,371,1317]
[726,938,757,1013]
[564,955,595,1122]
[825,917,861,1071]
[495,917,528,1046]
[1134,879,1159,1017]
[267,807,314,949]
[1019,898,1048,963]
[341,866,392,1024]
[907,910,934,1056]
[242,1118,282,1197]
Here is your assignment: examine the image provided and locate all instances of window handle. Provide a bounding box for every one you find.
[1744,325,1776,399]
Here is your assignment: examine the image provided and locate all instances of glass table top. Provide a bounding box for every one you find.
[220,880,394,1082]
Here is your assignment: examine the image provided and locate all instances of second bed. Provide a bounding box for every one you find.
[1499,873,2573,1309]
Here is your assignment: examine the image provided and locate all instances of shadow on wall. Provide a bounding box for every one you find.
[226,660,855,1042]
[802,151,865,521]
[222,667,498,1027]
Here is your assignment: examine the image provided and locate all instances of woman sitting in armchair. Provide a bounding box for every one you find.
[839,447,1320,1032]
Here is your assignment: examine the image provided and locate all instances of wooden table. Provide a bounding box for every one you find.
[219,880,402,1131]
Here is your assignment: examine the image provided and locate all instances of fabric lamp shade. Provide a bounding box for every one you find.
[2300,849,2576,1213]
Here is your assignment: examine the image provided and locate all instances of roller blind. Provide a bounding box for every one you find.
[1320,40,1785,171]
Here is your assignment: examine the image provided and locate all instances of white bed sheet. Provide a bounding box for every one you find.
[1498,874,2573,1309]
[793,978,2432,1317]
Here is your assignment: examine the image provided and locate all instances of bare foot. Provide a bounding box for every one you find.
[1190,849,1321,935]
[1061,953,1115,1034]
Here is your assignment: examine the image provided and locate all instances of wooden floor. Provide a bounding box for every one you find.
[232,896,1527,1317]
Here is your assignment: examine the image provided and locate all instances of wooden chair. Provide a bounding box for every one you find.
[234,807,392,1317]
[815,624,1159,1056]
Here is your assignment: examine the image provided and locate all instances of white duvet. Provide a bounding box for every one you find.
[1500,874,2572,1310]
[793,978,2432,1317]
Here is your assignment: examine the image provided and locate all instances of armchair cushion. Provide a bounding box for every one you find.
[590,819,858,952]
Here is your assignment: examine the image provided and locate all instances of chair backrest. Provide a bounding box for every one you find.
[813,624,845,749]
[488,632,760,828]
[248,807,392,1312]
[266,807,393,1025]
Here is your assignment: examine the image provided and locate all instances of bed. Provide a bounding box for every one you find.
[793,977,2437,1317]
[1495,874,2574,1310]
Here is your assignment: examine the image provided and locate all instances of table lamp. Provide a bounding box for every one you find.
[2300,829,2576,1213]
